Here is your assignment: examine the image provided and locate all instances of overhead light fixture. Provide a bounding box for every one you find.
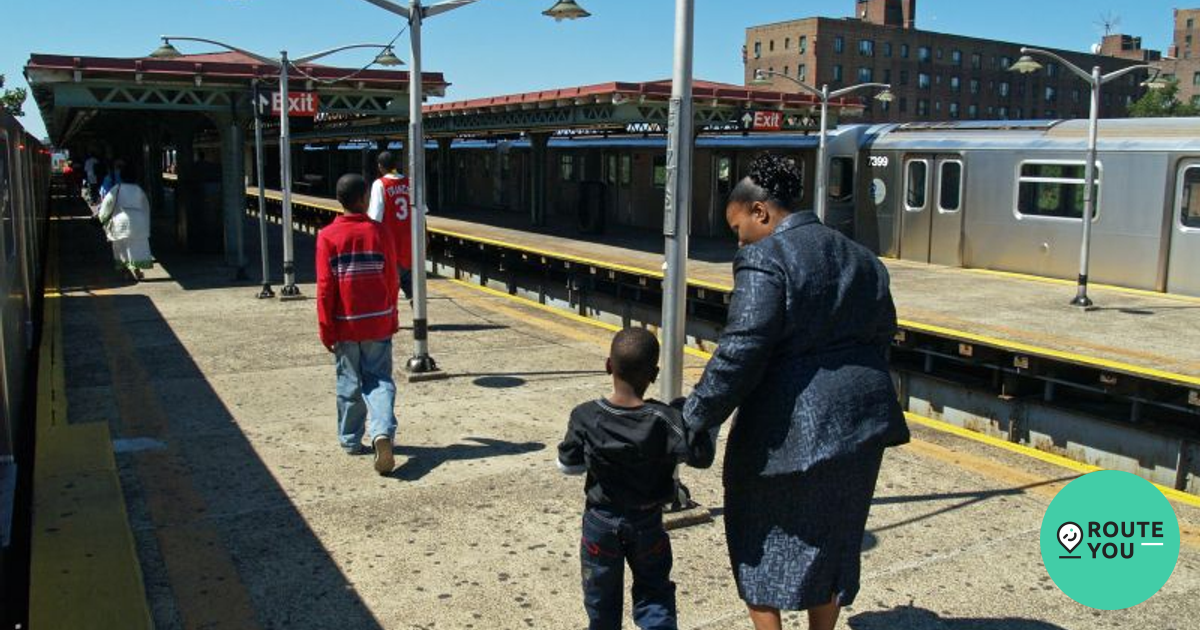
[373,47,404,67]
[1141,69,1168,90]
[149,39,183,60]
[875,88,896,103]
[750,70,773,86]
[1009,55,1044,74]
[542,0,591,22]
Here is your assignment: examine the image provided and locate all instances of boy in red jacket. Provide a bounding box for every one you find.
[317,174,400,475]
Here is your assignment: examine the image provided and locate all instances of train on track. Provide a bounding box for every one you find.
[420,117,1200,296]
[0,110,50,568]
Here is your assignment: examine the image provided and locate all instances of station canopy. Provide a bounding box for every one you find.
[296,79,866,143]
[24,52,449,145]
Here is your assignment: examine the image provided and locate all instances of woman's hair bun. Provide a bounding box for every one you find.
[747,153,803,208]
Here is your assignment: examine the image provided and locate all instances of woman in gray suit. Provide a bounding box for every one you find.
[683,154,909,630]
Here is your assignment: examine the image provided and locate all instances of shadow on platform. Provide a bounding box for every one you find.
[849,606,1069,629]
[391,437,545,482]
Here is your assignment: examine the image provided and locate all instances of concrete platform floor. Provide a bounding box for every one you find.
[57,211,1200,630]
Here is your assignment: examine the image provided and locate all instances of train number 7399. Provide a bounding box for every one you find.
[869,156,889,168]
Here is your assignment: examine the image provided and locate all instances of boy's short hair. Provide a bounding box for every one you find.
[377,151,398,171]
[336,173,368,210]
[610,328,660,388]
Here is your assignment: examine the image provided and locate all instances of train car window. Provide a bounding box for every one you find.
[0,135,12,262]
[905,160,928,211]
[605,155,618,186]
[828,157,854,203]
[559,155,576,182]
[939,161,963,212]
[1180,166,1200,229]
[717,157,732,185]
[619,155,632,187]
[653,156,667,189]
[1016,161,1101,221]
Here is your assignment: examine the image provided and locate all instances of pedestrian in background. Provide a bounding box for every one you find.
[367,151,414,302]
[682,154,910,630]
[97,163,154,281]
[316,173,401,475]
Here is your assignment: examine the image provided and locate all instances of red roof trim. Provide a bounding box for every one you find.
[424,79,862,114]
[26,53,448,88]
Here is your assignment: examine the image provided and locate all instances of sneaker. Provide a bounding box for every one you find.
[373,435,395,475]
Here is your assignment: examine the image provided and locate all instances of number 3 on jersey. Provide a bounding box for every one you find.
[395,195,409,222]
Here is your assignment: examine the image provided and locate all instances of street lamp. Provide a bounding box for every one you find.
[1010,47,1160,308]
[353,0,591,380]
[152,36,402,300]
[752,69,893,224]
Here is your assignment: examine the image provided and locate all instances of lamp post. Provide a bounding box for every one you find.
[1010,48,1160,308]
[352,0,591,379]
[151,37,403,300]
[753,70,893,224]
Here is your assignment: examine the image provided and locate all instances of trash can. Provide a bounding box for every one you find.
[577,180,607,234]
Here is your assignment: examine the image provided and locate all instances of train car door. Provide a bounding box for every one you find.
[1167,159,1200,295]
[900,155,964,264]
[899,156,932,261]
[929,157,965,267]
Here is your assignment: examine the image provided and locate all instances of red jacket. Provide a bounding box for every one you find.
[316,213,399,346]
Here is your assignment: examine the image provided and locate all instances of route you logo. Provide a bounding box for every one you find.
[1041,471,1182,610]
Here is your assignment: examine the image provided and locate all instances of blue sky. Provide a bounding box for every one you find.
[2,0,1187,139]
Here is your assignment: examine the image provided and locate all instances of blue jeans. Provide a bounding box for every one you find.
[581,506,677,630]
[335,339,397,451]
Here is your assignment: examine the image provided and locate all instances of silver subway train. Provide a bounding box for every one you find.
[0,111,50,550]
[427,117,1200,297]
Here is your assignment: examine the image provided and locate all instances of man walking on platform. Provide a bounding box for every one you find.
[367,151,414,302]
[317,173,401,475]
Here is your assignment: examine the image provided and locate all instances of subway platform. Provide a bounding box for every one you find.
[33,202,1200,630]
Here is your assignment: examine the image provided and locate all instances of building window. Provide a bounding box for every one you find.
[1179,166,1200,229]
[917,99,930,116]
[952,49,963,66]
[919,46,932,62]
[1015,106,1024,118]
[901,43,910,58]
[1017,161,1102,220]
[835,36,845,53]
[1046,62,1058,78]
[1072,88,1082,102]
[799,36,807,54]
[754,42,761,59]
[1045,86,1057,102]
[900,70,910,85]
[799,64,807,81]
[936,73,943,85]
[783,65,789,77]
[860,39,875,56]
[859,67,874,83]
[1000,56,1013,70]
[968,104,979,119]
[970,79,980,94]
[999,105,1010,119]
[950,76,961,92]
[899,97,909,113]
[785,37,791,50]
[1189,18,1195,29]
[935,101,942,113]
[883,69,892,83]
[971,53,982,69]
[833,65,844,82]
[937,48,944,60]
[919,73,931,89]
[560,155,576,181]
[769,40,775,52]
[949,102,961,118]
[883,42,893,57]
[1193,71,1200,86]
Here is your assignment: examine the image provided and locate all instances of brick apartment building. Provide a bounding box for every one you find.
[1161,8,1200,105]
[744,0,1154,123]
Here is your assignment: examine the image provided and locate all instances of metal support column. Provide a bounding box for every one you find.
[278,50,302,299]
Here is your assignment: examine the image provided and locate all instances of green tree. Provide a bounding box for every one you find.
[1128,77,1198,118]
[0,74,27,117]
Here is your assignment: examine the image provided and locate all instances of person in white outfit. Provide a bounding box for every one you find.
[97,164,154,280]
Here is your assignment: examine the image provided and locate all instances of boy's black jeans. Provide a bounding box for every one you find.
[580,505,677,630]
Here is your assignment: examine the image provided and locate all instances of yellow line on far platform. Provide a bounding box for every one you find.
[445,276,1200,510]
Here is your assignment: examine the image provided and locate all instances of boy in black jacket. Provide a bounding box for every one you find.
[558,328,715,630]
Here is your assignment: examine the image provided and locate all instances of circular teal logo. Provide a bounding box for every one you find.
[1041,471,1181,610]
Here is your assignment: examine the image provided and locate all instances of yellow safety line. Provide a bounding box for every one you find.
[258,191,1199,387]
[964,267,1200,305]
[905,412,1200,509]
[446,275,1200,509]
[899,319,1200,388]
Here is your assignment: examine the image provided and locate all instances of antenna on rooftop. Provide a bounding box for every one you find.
[1096,11,1122,37]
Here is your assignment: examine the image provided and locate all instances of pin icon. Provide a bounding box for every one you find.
[1058,521,1083,554]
